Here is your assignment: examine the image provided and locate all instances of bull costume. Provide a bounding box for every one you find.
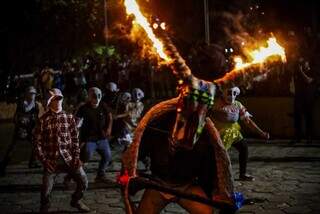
[120,75,239,214]
[119,34,240,213]
[118,11,284,212]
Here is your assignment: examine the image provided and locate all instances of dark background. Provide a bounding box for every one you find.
[0,0,319,88]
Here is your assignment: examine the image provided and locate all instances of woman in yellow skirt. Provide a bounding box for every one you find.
[210,86,269,181]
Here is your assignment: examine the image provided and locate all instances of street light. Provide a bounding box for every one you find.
[104,0,108,47]
[204,0,210,45]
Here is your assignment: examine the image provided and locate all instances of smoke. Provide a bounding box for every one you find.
[216,7,268,56]
[212,3,286,89]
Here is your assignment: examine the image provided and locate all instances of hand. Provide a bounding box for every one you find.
[142,157,151,170]
[72,158,82,170]
[103,129,112,139]
[261,131,270,140]
[44,161,55,173]
[79,142,85,149]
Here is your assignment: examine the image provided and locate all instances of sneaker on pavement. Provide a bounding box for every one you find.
[70,200,90,213]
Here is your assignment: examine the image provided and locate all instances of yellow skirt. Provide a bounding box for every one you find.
[218,122,243,150]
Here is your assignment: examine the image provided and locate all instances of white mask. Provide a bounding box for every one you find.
[49,97,63,113]
[88,87,102,108]
[223,87,240,104]
[120,92,132,105]
[132,88,144,102]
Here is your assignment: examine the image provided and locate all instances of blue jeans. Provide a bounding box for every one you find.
[83,139,112,176]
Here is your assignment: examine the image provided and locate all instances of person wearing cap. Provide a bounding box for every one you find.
[0,86,41,176]
[209,86,269,181]
[76,87,113,182]
[34,88,90,213]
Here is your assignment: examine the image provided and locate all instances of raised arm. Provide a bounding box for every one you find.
[243,117,269,140]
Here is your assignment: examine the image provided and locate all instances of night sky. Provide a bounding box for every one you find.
[148,0,319,31]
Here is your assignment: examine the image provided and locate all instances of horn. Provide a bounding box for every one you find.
[160,33,192,81]
[214,61,281,89]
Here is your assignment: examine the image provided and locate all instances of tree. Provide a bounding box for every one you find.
[3,0,109,74]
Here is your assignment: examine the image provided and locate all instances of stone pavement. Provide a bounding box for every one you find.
[0,141,320,214]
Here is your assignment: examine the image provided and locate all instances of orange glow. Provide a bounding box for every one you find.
[124,0,171,62]
[234,37,286,70]
[160,22,166,30]
[215,36,286,84]
[152,23,158,29]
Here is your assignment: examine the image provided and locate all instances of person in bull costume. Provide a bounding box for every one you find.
[120,73,239,214]
[119,38,240,212]
[118,17,284,213]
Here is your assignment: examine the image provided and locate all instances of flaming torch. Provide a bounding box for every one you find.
[123,0,286,89]
[124,0,171,62]
[215,36,286,86]
[124,0,193,80]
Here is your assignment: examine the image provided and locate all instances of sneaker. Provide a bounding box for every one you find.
[95,174,113,183]
[70,200,90,212]
[239,174,255,181]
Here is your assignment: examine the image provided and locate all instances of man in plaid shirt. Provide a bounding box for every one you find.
[34,88,90,213]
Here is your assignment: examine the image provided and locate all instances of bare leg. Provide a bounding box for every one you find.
[137,189,169,214]
[178,185,213,214]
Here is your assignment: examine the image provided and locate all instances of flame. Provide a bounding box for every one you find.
[215,36,286,85]
[124,0,171,62]
[234,37,286,70]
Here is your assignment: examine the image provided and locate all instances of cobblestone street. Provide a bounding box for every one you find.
[0,140,320,214]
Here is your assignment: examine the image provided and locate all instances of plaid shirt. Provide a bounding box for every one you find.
[34,110,80,166]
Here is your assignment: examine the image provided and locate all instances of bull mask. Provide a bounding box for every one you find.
[170,75,216,152]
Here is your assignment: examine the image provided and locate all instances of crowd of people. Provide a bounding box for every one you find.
[0,78,146,212]
[0,77,270,212]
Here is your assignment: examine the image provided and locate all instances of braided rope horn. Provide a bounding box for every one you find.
[160,33,220,95]
[161,33,192,81]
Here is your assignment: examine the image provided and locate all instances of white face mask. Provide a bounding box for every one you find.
[120,92,132,105]
[49,98,63,113]
[26,93,36,103]
[24,99,35,112]
[88,88,102,108]
[223,87,240,104]
[132,88,144,102]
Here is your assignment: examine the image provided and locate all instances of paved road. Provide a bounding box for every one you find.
[0,140,320,213]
